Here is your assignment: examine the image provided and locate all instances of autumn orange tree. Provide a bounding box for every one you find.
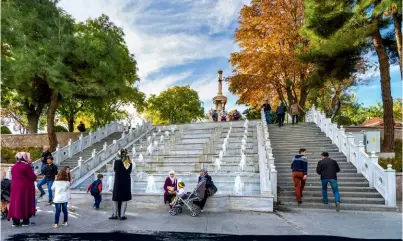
[227,0,314,111]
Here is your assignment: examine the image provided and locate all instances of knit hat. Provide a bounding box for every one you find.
[178,182,185,188]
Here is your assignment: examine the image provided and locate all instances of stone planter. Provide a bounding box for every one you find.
[397,172,402,201]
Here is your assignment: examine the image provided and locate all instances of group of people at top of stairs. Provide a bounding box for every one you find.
[291,148,341,212]
[262,100,304,127]
[211,109,242,122]
[2,150,74,227]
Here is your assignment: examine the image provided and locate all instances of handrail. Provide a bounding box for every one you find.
[306,105,396,207]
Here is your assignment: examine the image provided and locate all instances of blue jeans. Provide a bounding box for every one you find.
[321,179,341,204]
[54,203,68,224]
[264,110,271,124]
[37,178,54,201]
[93,194,102,208]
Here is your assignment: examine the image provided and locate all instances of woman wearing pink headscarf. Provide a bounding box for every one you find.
[7,152,37,227]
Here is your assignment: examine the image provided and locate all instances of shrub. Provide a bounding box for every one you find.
[1,126,12,134]
[379,139,402,172]
[55,125,68,132]
[1,147,42,164]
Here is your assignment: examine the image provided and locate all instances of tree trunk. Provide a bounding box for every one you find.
[25,103,44,134]
[392,13,402,77]
[67,117,74,132]
[27,114,39,134]
[47,90,59,152]
[298,83,309,121]
[372,30,395,152]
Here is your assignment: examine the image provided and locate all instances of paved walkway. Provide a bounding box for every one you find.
[1,202,401,240]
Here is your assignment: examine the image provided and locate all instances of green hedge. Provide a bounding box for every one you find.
[1,147,42,164]
[1,126,12,134]
[55,125,68,132]
[379,139,402,172]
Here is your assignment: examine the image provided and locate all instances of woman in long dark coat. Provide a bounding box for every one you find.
[109,149,132,220]
[194,168,214,211]
[163,171,177,208]
[7,152,36,227]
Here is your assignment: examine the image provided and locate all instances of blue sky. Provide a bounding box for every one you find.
[58,0,402,114]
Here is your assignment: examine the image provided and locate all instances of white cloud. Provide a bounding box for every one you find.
[139,71,193,96]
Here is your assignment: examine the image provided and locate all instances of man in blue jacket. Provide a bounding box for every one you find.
[291,148,308,205]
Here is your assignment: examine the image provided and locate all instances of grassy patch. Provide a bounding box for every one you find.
[379,139,402,172]
[1,147,42,164]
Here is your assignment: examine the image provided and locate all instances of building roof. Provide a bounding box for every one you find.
[360,117,402,127]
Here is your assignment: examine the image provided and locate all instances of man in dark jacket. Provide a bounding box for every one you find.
[276,102,287,127]
[291,148,308,204]
[40,146,52,174]
[212,110,218,122]
[37,156,58,204]
[262,100,271,124]
[316,152,341,212]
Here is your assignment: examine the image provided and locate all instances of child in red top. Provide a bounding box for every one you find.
[87,174,103,210]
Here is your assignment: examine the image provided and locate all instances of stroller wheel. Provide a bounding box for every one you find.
[170,210,177,216]
[190,211,197,217]
[177,207,182,213]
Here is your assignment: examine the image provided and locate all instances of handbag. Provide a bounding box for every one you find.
[167,186,175,192]
[207,181,218,196]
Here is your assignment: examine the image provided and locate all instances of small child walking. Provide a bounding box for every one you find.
[87,174,103,210]
[65,167,74,211]
[51,169,71,228]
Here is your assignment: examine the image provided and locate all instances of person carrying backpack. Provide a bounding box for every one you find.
[87,174,103,210]
[276,102,287,127]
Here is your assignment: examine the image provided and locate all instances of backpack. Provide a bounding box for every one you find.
[90,180,102,196]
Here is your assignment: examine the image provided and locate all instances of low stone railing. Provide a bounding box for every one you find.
[306,105,396,207]
[259,109,277,200]
[30,121,125,175]
[70,121,152,182]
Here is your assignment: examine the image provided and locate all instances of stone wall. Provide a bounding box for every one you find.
[344,127,402,140]
[397,173,402,201]
[1,132,85,148]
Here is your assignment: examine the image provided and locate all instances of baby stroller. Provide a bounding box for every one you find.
[169,180,206,217]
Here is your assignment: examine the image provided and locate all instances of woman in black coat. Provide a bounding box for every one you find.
[109,149,132,220]
[194,168,215,211]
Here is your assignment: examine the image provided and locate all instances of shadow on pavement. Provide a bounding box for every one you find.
[4,231,398,241]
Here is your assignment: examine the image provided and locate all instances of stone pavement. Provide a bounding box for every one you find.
[1,202,401,241]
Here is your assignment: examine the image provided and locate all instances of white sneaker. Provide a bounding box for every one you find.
[61,222,68,226]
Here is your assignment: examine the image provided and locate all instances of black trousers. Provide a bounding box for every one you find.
[292,115,299,124]
[277,114,285,127]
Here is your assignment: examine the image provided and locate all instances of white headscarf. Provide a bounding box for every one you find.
[15,152,31,162]
[169,171,175,183]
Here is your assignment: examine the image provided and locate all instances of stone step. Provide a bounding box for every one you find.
[277,176,368,182]
[270,140,333,145]
[206,164,258,173]
[273,155,347,160]
[277,173,364,178]
[275,202,399,212]
[276,167,357,173]
[277,186,379,193]
[181,133,214,138]
[278,196,385,205]
[278,190,383,199]
[125,173,261,183]
[278,181,369,187]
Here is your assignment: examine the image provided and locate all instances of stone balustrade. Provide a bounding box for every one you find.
[259,109,276,200]
[70,121,153,184]
[306,106,396,207]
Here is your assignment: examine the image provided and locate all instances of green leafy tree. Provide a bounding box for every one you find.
[144,86,205,125]
[2,0,143,150]
[243,107,261,120]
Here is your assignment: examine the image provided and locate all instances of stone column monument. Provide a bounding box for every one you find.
[212,70,228,122]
